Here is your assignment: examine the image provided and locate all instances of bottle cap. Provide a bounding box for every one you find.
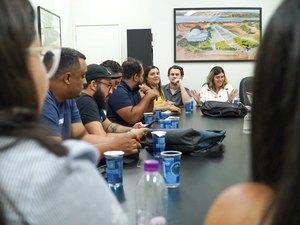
[144,160,159,172]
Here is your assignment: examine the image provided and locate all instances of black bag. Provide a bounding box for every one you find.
[143,128,226,157]
[144,128,200,153]
[201,101,248,118]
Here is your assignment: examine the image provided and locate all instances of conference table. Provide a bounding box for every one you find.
[116,107,250,225]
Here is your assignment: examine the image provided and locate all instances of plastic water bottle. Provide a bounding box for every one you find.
[136,160,168,225]
[243,112,251,134]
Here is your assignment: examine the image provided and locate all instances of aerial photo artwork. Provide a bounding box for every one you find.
[174,8,261,62]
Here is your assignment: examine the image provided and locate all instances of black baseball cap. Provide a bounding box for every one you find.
[86,64,122,82]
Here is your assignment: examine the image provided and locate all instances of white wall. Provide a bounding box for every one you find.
[31,0,283,90]
[150,0,283,89]
[30,0,73,47]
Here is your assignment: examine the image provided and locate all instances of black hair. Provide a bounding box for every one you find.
[167,65,184,77]
[101,60,123,74]
[252,0,300,224]
[45,47,86,79]
[122,57,143,79]
[144,65,164,97]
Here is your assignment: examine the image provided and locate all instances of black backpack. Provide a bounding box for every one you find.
[201,101,248,118]
[143,128,226,157]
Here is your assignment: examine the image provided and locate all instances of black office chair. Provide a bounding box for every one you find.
[239,76,253,105]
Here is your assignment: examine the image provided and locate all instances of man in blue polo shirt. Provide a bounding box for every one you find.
[107,58,158,126]
[41,48,86,140]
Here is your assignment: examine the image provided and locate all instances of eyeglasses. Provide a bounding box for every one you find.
[98,81,113,90]
[27,46,61,79]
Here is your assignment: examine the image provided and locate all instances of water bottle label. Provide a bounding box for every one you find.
[171,162,180,176]
[163,158,180,187]
[106,158,123,187]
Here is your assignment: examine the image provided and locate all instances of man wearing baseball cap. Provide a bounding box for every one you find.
[76,64,147,141]
[100,59,123,91]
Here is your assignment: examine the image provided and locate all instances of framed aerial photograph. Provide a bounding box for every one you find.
[174,8,262,62]
[37,6,62,47]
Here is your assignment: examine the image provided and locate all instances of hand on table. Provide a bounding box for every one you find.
[111,133,141,155]
[129,128,148,140]
[133,122,146,129]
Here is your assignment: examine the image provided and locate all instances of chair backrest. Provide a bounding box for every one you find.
[239,76,253,106]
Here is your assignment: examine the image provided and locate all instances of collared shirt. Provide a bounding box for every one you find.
[162,83,191,107]
[107,80,141,126]
[41,90,81,139]
[200,83,233,102]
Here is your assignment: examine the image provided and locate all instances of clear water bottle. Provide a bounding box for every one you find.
[243,112,251,134]
[136,160,168,225]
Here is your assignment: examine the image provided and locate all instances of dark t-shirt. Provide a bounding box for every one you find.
[107,80,141,126]
[76,93,106,125]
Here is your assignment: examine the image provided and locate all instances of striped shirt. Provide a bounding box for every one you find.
[0,138,128,225]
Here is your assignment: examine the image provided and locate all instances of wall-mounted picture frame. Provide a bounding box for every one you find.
[174,7,262,62]
[37,6,62,47]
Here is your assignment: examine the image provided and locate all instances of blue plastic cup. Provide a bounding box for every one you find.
[144,112,154,125]
[151,131,167,158]
[185,101,192,113]
[169,116,180,128]
[191,100,194,111]
[158,119,172,129]
[164,118,172,129]
[158,119,165,129]
[161,151,182,188]
[161,111,171,119]
[155,109,162,120]
[104,151,124,189]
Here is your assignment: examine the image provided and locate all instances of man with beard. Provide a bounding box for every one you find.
[162,65,191,108]
[106,58,159,126]
[76,64,147,137]
[42,48,141,157]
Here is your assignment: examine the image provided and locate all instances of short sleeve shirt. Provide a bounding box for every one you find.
[76,93,106,125]
[200,83,233,102]
[162,83,191,107]
[107,80,141,126]
[41,90,81,139]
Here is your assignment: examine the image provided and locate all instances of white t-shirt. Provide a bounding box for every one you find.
[200,83,233,102]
